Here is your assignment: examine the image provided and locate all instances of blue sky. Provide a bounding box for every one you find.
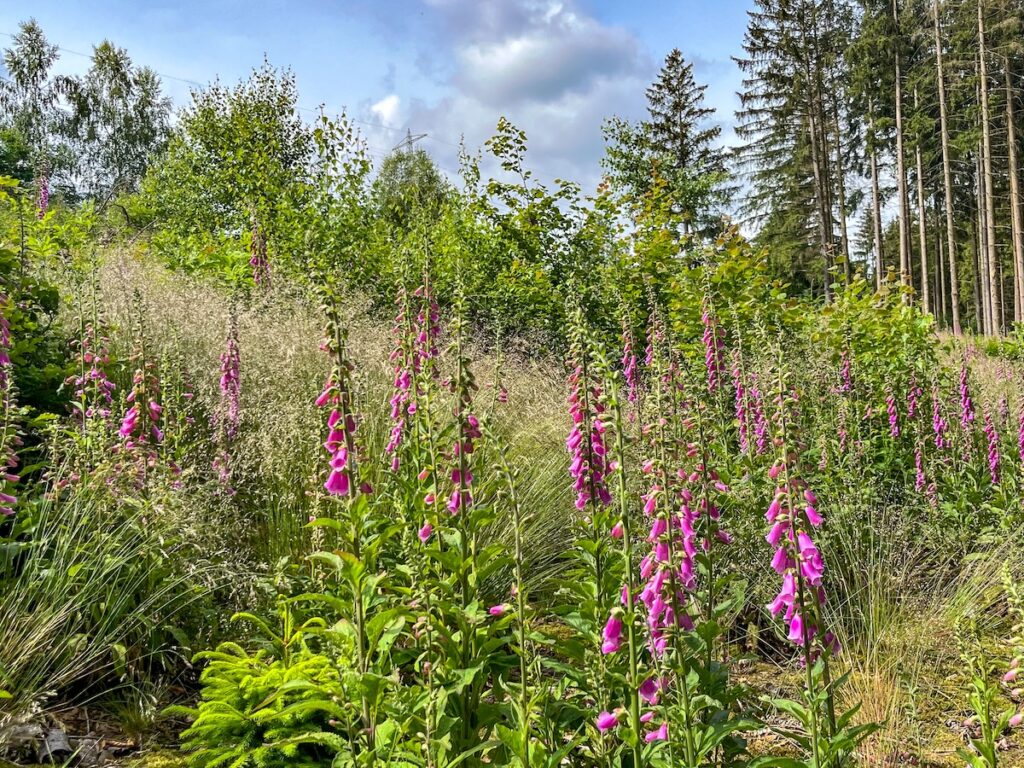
[0,0,754,188]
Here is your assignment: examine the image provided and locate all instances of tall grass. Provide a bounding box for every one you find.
[0,479,199,739]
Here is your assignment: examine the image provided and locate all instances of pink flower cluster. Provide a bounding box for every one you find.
[1018,403,1024,464]
[68,325,116,421]
[838,351,852,393]
[36,173,49,219]
[732,351,749,453]
[249,225,270,288]
[447,412,480,515]
[567,366,612,510]
[983,409,1000,486]
[0,298,18,517]
[701,304,724,392]
[386,291,415,469]
[0,295,11,391]
[119,368,163,446]
[218,327,241,440]
[751,377,769,454]
[385,286,441,472]
[932,387,950,450]
[907,376,922,420]
[959,360,975,427]
[886,389,900,438]
[317,376,357,497]
[621,321,639,413]
[765,461,837,659]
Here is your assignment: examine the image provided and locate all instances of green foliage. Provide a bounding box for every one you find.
[170,602,346,768]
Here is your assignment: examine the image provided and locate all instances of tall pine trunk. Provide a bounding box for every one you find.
[977,146,992,334]
[979,1,1001,334]
[870,99,886,290]
[831,101,852,284]
[892,0,912,286]
[1006,62,1024,325]
[934,0,961,333]
[914,87,929,313]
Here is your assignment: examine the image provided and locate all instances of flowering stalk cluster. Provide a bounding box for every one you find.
[249,223,270,288]
[36,173,49,219]
[959,359,975,428]
[765,384,837,662]
[119,367,164,447]
[907,376,922,421]
[386,284,441,473]
[838,350,852,393]
[0,295,19,517]
[567,364,612,511]
[886,388,900,438]
[983,409,1000,486]
[218,321,241,440]
[701,302,724,393]
[621,318,639,417]
[933,386,950,450]
[316,306,362,498]
[732,350,749,454]
[68,323,116,423]
[751,375,769,455]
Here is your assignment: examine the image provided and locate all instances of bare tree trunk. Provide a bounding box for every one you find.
[934,0,961,333]
[937,204,947,325]
[914,87,930,313]
[831,95,851,284]
[978,147,992,335]
[870,99,885,290]
[893,0,912,286]
[798,4,834,303]
[973,209,984,333]
[1007,62,1024,326]
[979,2,1001,334]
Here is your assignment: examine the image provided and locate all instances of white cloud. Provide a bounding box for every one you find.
[401,0,655,190]
[370,93,401,125]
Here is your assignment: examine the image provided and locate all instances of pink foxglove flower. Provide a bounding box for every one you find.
[983,409,1000,485]
[566,365,612,510]
[249,224,270,287]
[959,360,975,427]
[732,350,749,453]
[644,723,668,742]
[907,376,922,420]
[621,318,639,407]
[218,323,241,440]
[765,453,836,662]
[601,613,623,654]
[886,388,899,438]
[933,387,950,450]
[701,302,724,392]
[751,377,768,454]
[838,350,852,393]
[36,172,49,219]
[596,710,620,733]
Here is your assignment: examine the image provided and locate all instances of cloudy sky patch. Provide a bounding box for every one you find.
[0,0,753,189]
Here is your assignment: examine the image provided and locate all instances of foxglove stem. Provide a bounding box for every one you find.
[959,358,975,428]
[983,409,1000,485]
[732,349,749,454]
[317,298,372,752]
[0,294,18,518]
[645,328,698,764]
[36,172,49,219]
[770,359,838,764]
[603,353,645,768]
